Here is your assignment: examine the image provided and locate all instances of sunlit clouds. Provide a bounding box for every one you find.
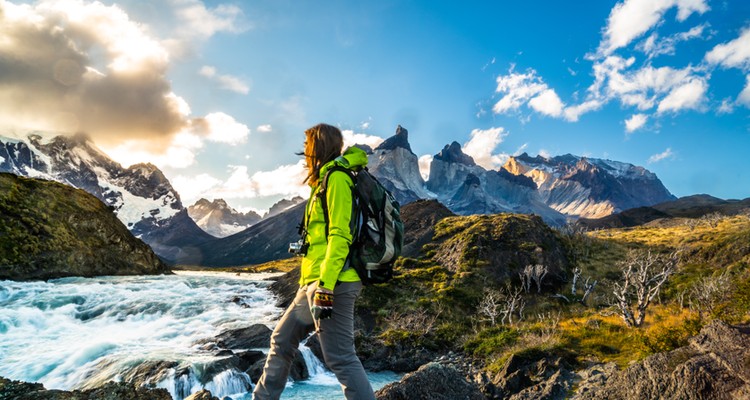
[171,161,309,208]
[0,0,248,150]
[462,127,509,170]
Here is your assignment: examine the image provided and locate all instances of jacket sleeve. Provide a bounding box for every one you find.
[318,171,354,290]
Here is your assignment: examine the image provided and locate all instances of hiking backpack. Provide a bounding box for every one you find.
[317,166,404,285]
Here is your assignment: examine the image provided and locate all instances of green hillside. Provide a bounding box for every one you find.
[0,173,170,280]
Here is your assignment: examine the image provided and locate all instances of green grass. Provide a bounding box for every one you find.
[355,212,750,375]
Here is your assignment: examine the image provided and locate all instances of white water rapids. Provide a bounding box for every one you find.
[0,271,399,399]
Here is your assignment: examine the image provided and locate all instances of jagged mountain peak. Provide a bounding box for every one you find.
[187,197,261,238]
[267,196,305,218]
[374,125,413,154]
[434,141,476,166]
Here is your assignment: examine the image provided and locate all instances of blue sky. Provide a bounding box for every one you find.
[1,0,749,212]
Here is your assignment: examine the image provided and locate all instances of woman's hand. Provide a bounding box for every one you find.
[311,287,334,320]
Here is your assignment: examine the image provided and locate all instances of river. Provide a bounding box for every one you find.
[0,271,399,399]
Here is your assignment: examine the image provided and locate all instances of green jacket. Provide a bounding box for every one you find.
[299,146,368,290]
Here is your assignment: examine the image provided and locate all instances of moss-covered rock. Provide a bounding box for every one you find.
[0,173,170,280]
[430,213,569,287]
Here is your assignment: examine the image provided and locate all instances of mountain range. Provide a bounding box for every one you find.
[0,129,213,264]
[1,125,676,266]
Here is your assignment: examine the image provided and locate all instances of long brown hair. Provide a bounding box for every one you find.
[300,123,343,187]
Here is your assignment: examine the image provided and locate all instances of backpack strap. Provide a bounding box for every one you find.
[317,166,356,240]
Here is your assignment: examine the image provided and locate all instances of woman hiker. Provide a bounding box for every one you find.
[252,123,375,400]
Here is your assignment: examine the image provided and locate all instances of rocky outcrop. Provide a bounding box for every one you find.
[0,173,170,280]
[432,213,569,287]
[474,352,575,400]
[0,376,172,400]
[375,362,486,400]
[574,321,750,400]
[400,199,455,258]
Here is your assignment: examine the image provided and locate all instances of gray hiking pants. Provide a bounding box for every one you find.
[252,281,375,400]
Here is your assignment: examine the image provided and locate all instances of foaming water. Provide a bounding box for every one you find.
[0,272,399,399]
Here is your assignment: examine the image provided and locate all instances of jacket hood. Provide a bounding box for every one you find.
[319,146,368,179]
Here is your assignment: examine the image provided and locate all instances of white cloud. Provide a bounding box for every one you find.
[418,155,433,181]
[705,26,750,70]
[538,149,552,159]
[171,160,309,206]
[341,130,384,150]
[256,124,273,133]
[625,113,649,133]
[598,0,709,56]
[201,112,250,144]
[199,65,250,94]
[493,68,548,114]
[173,0,247,39]
[171,173,223,203]
[648,147,675,163]
[462,127,509,170]
[656,78,707,113]
[718,97,735,114]
[528,89,565,117]
[563,99,605,122]
[739,75,750,107]
[639,24,708,58]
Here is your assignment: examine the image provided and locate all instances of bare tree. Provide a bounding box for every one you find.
[700,212,723,228]
[612,250,677,327]
[500,284,526,325]
[554,267,597,305]
[689,272,733,318]
[478,288,502,326]
[479,285,526,326]
[520,264,548,293]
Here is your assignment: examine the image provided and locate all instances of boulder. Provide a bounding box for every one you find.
[212,324,273,350]
[184,389,219,400]
[480,352,574,400]
[573,321,750,399]
[375,362,485,400]
[245,349,308,383]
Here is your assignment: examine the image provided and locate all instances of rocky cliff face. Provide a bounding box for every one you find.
[188,198,262,238]
[503,153,676,219]
[367,126,432,205]
[0,173,170,280]
[424,141,566,226]
[0,129,213,263]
